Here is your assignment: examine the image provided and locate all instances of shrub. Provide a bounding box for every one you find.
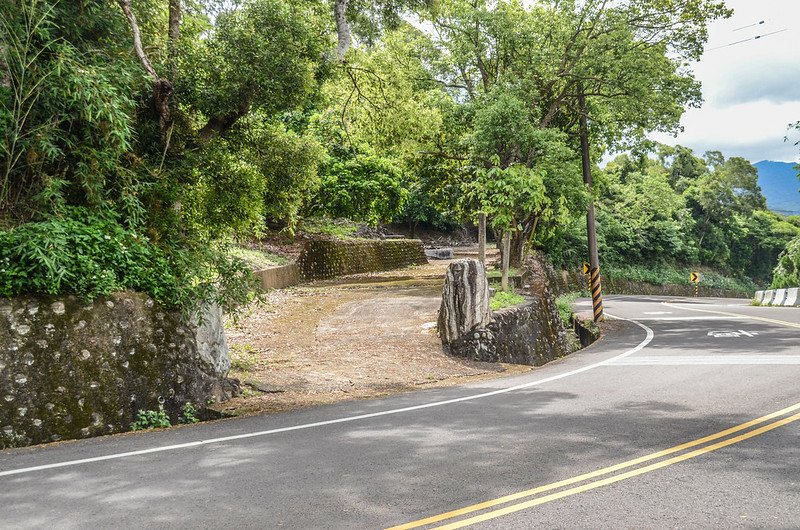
[772,236,800,288]
[179,403,200,424]
[0,208,260,312]
[130,405,172,431]
[312,155,408,225]
[555,292,579,327]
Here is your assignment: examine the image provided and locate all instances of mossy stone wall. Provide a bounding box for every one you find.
[297,238,428,280]
[441,258,575,365]
[0,293,237,448]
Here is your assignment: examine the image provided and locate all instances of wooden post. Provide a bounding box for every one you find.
[478,212,487,266]
[501,231,510,292]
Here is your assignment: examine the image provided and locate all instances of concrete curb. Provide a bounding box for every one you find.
[754,287,800,307]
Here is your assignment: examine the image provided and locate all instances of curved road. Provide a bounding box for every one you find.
[2,295,799,528]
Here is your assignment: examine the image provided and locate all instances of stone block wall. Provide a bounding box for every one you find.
[297,238,428,280]
[0,293,237,448]
[447,297,575,365]
[441,258,575,366]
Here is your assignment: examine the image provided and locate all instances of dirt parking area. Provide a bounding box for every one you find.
[217,259,532,416]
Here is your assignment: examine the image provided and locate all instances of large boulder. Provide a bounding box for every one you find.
[437,259,492,344]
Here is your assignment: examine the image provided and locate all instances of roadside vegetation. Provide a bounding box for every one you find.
[490,290,525,311]
[555,292,580,328]
[1,0,798,312]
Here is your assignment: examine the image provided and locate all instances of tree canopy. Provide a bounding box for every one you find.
[1,0,797,306]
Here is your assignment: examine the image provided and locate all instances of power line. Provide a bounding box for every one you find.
[733,20,765,32]
[706,28,789,51]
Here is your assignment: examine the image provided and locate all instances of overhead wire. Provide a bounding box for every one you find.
[732,20,765,32]
[706,28,789,51]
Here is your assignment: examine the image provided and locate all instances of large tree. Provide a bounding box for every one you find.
[414,0,729,265]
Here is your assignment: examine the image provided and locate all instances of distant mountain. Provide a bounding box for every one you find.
[754,160,800,216]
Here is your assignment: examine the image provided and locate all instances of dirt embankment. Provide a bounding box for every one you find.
[218,260,531,416]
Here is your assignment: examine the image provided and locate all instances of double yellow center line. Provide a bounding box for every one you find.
[388,401,800,529]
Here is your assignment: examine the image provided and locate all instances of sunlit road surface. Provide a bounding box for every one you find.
[2,295,799,529]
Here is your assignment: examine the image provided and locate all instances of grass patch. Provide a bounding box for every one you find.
[298,217,360,239]
[490,290,525,311]
[555,292,580,327]
[230,343,260,372]
[486,267,519,279]
[230,246,288,269]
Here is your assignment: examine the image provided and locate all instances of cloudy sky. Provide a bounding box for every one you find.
[651,0,800,163]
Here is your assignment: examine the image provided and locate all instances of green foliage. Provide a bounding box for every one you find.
[0,209,178,301]
[298,217,361,239]
[772,236,800,289]
[250,122,325,232]
[548,148,794,287]
[184,141,267,238]
[486,267,519,279]
[603,263,757,293]
[130,405,172,431]
[490,290,525,311]
[468,163,545,232]
[0,208,260,311]
[230,247,288,269]
[555,292,579,328]
[180,0,331,126]
[313,155,408,225]
[0,0,141,216]
[179,402,200,424]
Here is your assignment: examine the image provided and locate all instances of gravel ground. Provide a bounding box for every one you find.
[217,259,532,416]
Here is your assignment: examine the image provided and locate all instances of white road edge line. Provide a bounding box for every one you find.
[0,315,653,478]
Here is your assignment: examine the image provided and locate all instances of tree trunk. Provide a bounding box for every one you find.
[197,98,250,144]
[168,0,181,79]
[116,0,173,135]
[509,230,527,268]
[334,0,350,62]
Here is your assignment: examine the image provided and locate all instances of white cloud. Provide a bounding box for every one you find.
[653,0,800,163]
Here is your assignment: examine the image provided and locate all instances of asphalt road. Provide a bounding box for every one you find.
[2,295,799,529]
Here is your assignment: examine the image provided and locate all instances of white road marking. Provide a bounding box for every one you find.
[0,315,653,478]
[633,316,747,321]
[643,311,672,315]
[608,355,800,366]
[707,330,759,338]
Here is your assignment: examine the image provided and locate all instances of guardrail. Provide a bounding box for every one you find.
[754,288,800,306]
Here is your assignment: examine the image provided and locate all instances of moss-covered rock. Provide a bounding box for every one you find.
[0,293,237,448]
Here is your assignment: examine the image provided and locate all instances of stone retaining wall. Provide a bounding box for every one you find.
[297,238,428,280]
[0,293,237,448]
[254,264,302,290]
[448,297,575,365]
[441,258,575,365]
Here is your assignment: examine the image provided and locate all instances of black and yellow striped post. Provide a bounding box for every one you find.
[590,266,604,322]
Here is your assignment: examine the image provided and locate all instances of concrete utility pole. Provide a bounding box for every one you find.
[578,89,604,322]
[478,212,487,266]
[501,231,511,292]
